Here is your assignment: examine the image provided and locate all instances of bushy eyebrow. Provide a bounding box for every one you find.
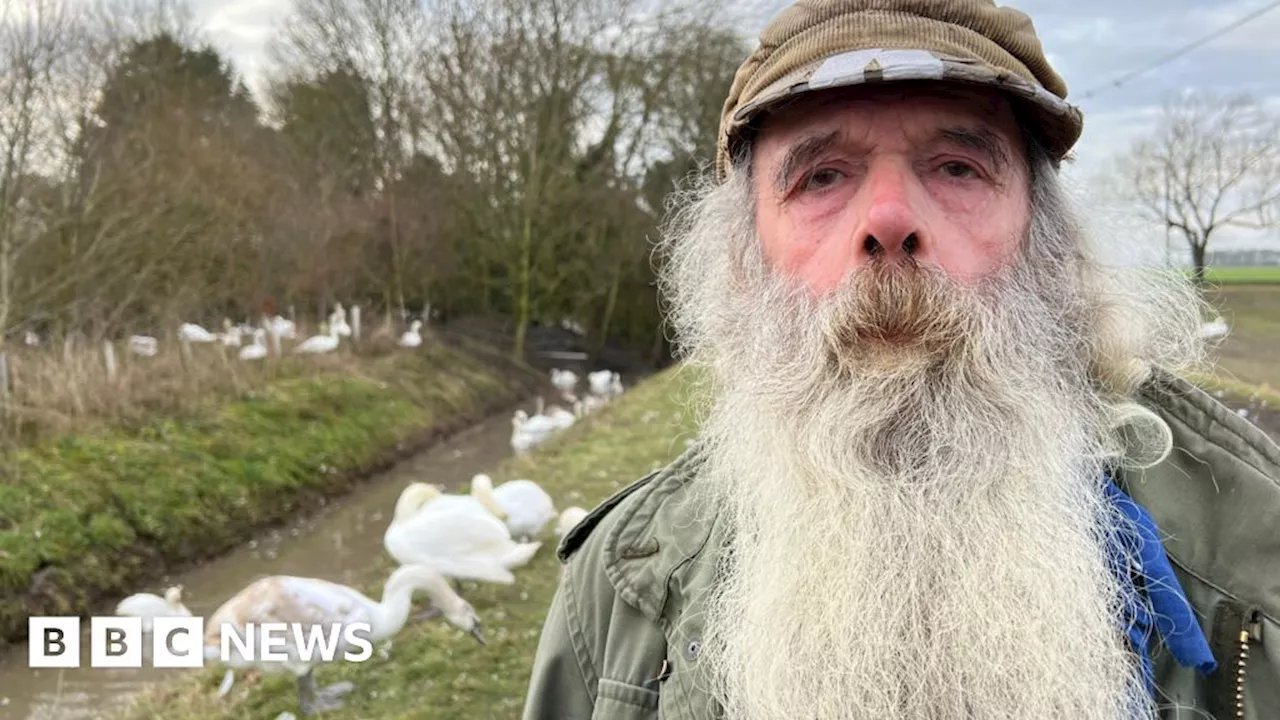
[770,124,1015,193]
[936,126,1011,175]
[773,130,841,193]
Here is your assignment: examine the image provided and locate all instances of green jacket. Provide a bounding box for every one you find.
[522,369,1280,720]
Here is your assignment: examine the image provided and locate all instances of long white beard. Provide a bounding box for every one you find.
[656,161,1207,720]
[694,302,1153,719]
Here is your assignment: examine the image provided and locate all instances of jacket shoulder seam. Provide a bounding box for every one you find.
[1142,369,1280,481]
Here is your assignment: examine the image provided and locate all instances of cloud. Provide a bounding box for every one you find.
[189,0,290,95]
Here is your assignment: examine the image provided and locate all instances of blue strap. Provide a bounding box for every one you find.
[1104,476,1217,695]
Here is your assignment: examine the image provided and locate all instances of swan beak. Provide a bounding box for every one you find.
[470,627,487,646]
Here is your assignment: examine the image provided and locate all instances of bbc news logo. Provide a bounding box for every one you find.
[28,617,375,668]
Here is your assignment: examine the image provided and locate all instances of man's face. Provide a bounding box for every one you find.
[750,83,1031,295]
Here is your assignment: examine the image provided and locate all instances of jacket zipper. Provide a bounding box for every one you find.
[1234,607,1262,719]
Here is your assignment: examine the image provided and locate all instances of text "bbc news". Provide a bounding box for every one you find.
[28,617,375,668]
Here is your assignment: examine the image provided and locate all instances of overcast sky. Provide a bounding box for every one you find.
[192,0,1280,262]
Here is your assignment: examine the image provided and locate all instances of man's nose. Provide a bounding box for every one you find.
[850,160,926,265]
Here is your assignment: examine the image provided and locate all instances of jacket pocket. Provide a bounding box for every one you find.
[593,678,660,720]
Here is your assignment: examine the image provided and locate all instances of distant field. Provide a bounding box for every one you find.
[1202,266,1280,285]
[1204,284,1280,395]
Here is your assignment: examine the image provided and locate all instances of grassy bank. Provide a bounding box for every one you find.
[0,337,542,648]
[118,365,699,720]
[1201,266,1280,285]
[1205,284,1280,393]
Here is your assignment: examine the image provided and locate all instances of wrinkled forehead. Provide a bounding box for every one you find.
[749,81,1028,165]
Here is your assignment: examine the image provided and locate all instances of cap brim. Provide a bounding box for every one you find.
[728,47,1081,161]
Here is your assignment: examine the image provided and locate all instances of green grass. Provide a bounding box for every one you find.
[0,341,538,648]
[1203,284,1280,395]
[1201,266,1280,285]
[116,365,701,720]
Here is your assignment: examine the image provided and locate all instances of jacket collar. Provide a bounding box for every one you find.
[600,444,719,622]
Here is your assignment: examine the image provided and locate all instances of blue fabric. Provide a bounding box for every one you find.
[1104,474,1217,697]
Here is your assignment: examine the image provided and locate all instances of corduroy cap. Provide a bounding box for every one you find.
[717,0,1082,180]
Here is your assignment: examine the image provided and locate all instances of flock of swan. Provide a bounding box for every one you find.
[30,303,425,361]
[115,472,589,716]
[511,368,624,454]
[113,367,622,716]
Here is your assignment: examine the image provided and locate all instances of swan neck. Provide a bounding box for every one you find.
[372,580,415,642]
[473,480,502,517]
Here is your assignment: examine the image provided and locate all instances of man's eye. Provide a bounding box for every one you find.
[802,167,843,191]
[939,161,979,179]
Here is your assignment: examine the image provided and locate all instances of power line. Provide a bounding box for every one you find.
[1078,0,1280,101]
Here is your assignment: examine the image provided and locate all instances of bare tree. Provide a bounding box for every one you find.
[0,0,80,342]
[267,0,428,319]
[1120,91,1280,284]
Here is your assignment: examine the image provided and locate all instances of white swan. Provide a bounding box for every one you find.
[219,319,242,347]
[580,393,609,415]
[293,324,340,355]
[239,329,268,360]
[471,474,557,540]
[556,506,589,537]
[115,585,192,632]
[384,483,540,584]
[587,369,614,396]
[179,323,217,343]
[546,403,578,431]
[267,315,297,340]
[398,320,422,348]
[204,564,483,715]
[392,478,508,521]
[1199,316,1230,340]
[329,304,352,338]
[129,335,158,357]
[550,369,578,394]
[510,409,560,455]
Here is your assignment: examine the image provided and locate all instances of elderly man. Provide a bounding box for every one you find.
[523,1,1280,718]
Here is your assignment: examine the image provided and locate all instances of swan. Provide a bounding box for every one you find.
[329,304,352,338]
[1198,316,1229,340]
[115,585,192,632]
[510,408,560,455]
[293,324,340,355]
[204,564,483,715]
[179,322,217,343]
[129,335,158,357]
[393,479,508,521]
[239,329,268,360]
[384,483,540,584]
[556,506,589,537]
[581,393,609,414]
[470,474,557,540]
[587,369,614,396]
[398,320,422,348]
[550,369,578,394]
[219,319,242,347]
[267,315,297,340]
[546,403,578,431]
